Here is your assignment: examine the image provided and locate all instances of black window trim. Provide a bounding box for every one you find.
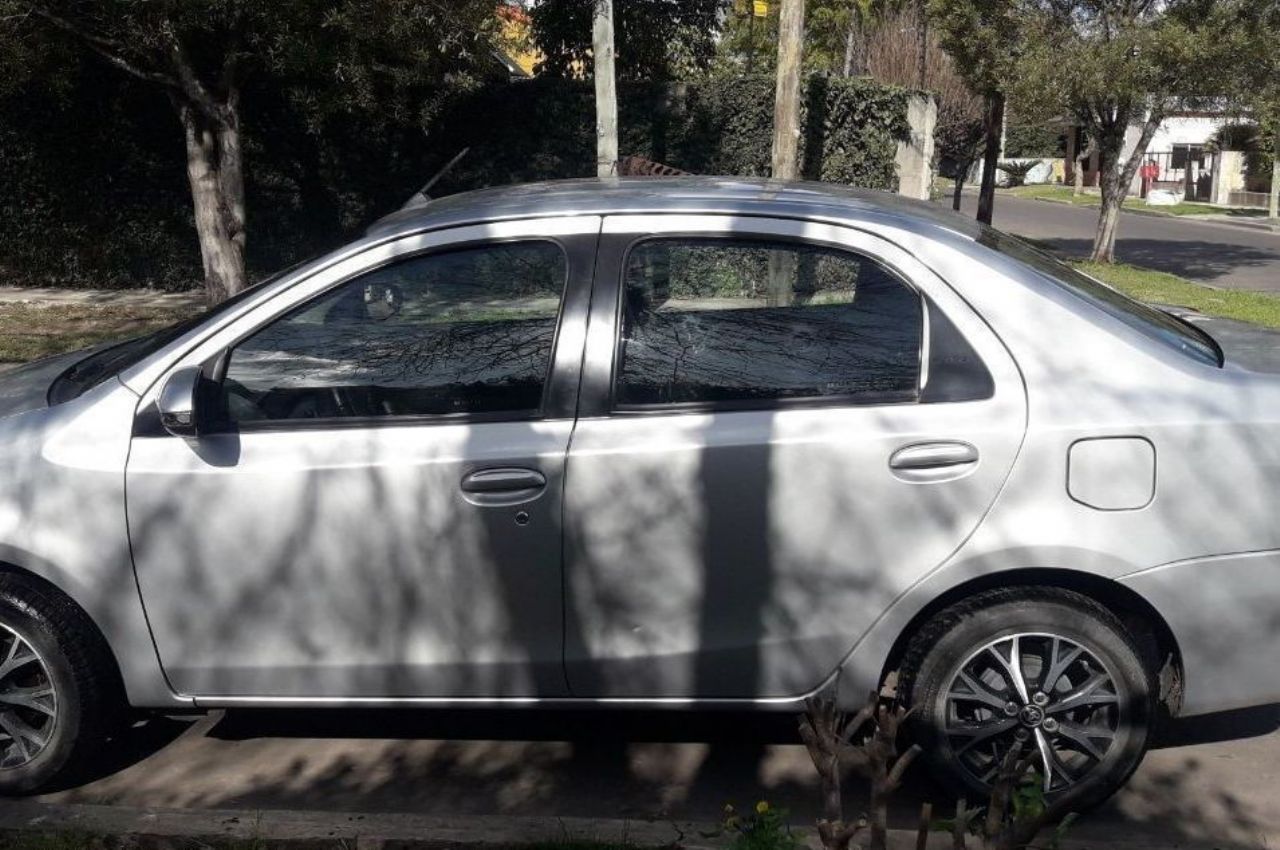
[604,232,929,417]
[196,235,582,435]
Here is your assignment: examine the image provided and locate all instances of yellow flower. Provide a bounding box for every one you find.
[755,800,770,814]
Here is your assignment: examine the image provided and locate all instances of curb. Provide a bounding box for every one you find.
[0,801,1261,850]
[1018,194,1280,233]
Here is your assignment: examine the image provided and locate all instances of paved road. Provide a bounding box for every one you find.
[945,193,1280,293]
[34,704,1280,849]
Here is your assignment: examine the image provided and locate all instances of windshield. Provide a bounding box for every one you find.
[48,263,304,405]
[979,231,1223,368]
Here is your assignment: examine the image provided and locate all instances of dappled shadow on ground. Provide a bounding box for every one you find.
[1036,238,1280,289]
[42,705,1278,848]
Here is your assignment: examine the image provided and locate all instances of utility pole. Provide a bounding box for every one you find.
[593,0,618,178]
[771,0,805,180]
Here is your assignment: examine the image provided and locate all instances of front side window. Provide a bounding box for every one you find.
[615,238,923,408]
[222,241,567,423]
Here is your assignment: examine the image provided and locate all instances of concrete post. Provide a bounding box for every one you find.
[895,93,937,200]
[1211,150,1245,206]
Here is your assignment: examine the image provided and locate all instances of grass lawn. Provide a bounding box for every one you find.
[1072,259,1280,329]
[0,302,191,365]
[1004,184,1270,218]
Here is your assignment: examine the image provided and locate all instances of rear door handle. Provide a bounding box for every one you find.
[460,467,547,506]
[889,442,979,482]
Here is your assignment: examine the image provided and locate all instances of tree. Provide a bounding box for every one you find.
[530,0,722,81]
[1228,0,1280,220]
[928,0,1023,225]
[0,1,499,301]
[1010,0,1242,261]
[718,0,879,77]
[860,3,983,209]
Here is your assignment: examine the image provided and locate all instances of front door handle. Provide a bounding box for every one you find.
[460,467,547,506]
[889,441,979,482]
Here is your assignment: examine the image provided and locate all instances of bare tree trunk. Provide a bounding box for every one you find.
[1090,112,1161,263]
[217,88,246,262]
[915,0,927,89]
[842,13,857,76]
[592,0,618,177]
[976,91,1004,225]
[952,165,967,210]
[178,100,247,302]
[1270,154,1279,221]
[771,0,806,180]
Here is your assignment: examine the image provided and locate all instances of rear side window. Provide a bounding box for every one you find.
[615,238,923,408]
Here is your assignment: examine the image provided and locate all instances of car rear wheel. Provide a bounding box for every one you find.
[0,575,121,794]
[900,588,1153,810]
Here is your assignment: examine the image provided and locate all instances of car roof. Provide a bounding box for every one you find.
[365,176,984,242]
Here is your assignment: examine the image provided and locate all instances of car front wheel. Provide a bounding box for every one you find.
[900,588,1154,810]
[0,575,121,794]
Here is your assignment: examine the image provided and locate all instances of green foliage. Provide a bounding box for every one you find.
[529,0,722,81]
[1003,124,1065,158]
[927,0,1022,98]
[0,72,913,289]
[996,159,1038,187]
[424,74,913,192]
[720,801,804,850]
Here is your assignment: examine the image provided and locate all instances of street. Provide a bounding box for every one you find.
[946,192,1280,293]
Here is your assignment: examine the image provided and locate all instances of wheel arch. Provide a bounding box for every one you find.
[0,547,187,710]
[0,557,130,696]
[878,568,1184,716]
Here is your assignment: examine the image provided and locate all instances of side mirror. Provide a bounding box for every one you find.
[156,366,205,438]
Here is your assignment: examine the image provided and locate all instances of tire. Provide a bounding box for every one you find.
[899,587,1153,811]
[0,574,122,794]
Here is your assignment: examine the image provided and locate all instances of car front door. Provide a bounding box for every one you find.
[562,215,1027,699]
[126,217,599,699]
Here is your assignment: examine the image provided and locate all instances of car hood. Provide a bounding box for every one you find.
[0,348,99,420]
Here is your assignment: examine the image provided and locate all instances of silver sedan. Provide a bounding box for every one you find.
[0,178,1274,805]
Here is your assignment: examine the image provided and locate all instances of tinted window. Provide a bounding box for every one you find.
[49,259,310,405]
[615,239,922,408]
[222,242,567,423]
[979,231,1221,366]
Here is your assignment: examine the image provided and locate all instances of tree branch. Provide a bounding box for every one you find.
[30,6,177,88]
[160,24,226,122]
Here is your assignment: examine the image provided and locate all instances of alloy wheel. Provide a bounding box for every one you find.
[941,632,1123,793]
[0,623,57,770]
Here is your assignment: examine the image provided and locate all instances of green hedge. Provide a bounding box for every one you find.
[1003,124,1066,159]
[0,73,913,290]
[432,75,912,193]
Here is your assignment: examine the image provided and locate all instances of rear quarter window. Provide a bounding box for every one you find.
[979,231,1222,367]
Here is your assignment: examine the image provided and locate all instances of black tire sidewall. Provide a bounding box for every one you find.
[907,596,1153,809]
[0,591,85,794]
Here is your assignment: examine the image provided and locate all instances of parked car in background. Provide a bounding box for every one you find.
[0,178,1275,808]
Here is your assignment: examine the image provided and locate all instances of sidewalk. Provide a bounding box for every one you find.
[0,800,1259,850]
[0,285,205,309]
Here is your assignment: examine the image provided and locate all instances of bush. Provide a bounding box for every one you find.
[1003,124,1066,159]
[0,73,915,290]
[997,160,1039,187]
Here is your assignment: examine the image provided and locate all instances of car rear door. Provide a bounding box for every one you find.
[561,214,1027,699]
[126,217,599,700]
